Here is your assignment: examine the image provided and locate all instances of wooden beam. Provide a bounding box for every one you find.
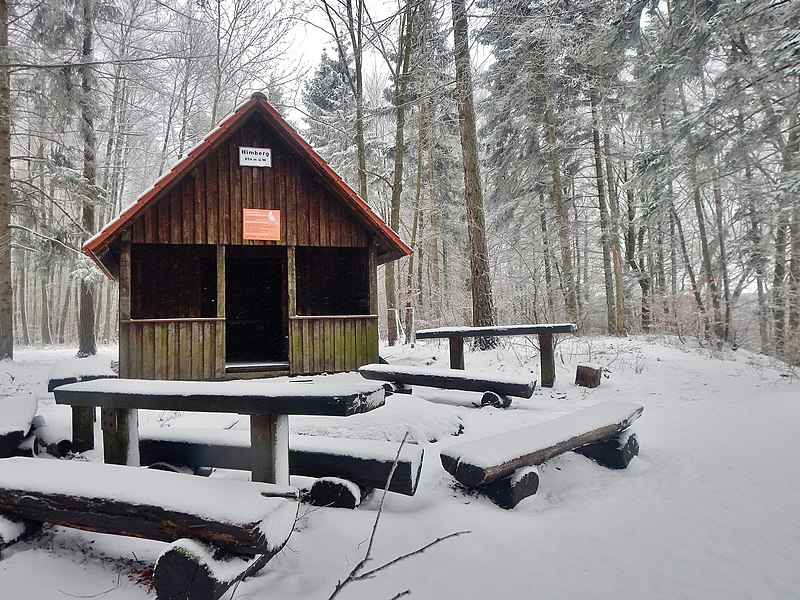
[539,333,555,388]
[448,337,465,370]
[359,364,535,398]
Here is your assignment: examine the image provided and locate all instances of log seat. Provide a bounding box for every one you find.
[0,457,298,599]
[440,400,643,508]
[358,363,536,407]
[139,427,424,497]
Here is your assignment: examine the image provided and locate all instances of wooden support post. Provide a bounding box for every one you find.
[102,407,139,466]
[449,336,465,370]
[71,406,95,453]
[250,414,289,485]
[538,333,555,387]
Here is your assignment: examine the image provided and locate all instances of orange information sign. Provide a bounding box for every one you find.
[242,209,281,241]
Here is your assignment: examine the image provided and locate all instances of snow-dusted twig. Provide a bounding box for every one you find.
[327,431,468,600]
[353,529,470,581]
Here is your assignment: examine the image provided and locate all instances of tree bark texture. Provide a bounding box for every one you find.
[78,0,97,356]
[0,0,12,360]
[451,0,495,346]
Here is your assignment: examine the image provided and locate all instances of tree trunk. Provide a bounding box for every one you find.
[602,111,626,335]
[590,92,617,334]
[0,0,12,360]
[385,6,414,346]
[451,0,495,346]
[543,97,577,323]
[78,0,96,356]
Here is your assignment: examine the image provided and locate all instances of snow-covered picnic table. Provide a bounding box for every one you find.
[53,377,386,485]
[415,323,577,386]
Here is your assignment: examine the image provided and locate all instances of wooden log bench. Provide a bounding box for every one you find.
[415,323,577,387]
[53,377,385,485]
[0,457,298,599]
[440,400,643,508]
[358,363,536,408]
[138,427,424,498]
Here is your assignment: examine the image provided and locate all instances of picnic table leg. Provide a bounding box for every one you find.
[101,407,140,466]
[539,333,555,388]
[448,337,465,370]
[71,406,95,453]
[250,414,289,485]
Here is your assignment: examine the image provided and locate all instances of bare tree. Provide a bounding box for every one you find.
[451,0,495,345]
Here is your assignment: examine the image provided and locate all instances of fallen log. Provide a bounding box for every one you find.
[154,538,277,600]
[359,364,536,398]
[0,458,298,556]
[440,400,643,487]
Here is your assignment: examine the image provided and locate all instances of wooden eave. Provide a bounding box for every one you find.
[84,93,412,280]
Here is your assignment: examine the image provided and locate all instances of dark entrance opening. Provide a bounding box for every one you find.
[225,245,288,370]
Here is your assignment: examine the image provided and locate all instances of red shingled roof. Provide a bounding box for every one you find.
[84,92,411,276]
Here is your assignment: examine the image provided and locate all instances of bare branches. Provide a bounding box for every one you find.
[327,432,469,600]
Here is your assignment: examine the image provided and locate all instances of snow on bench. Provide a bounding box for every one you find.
[440,400,643,508]
[0,457,299,599]
[358,363,536,407]
[46,355,118,392]
[139,427,424,497]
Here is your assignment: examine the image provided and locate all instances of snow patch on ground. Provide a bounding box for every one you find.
[0,336,798,600]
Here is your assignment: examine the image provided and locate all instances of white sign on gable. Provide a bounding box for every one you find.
[239,146,272,167]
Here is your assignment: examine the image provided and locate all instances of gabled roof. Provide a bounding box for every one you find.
[84,92,412,277]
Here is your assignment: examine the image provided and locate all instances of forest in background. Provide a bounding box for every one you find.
[0,0,798,365]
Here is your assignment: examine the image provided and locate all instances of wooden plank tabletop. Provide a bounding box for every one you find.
[54,378,386,417]
[415,323,577,339]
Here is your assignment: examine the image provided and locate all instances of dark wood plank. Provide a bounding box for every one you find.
[416,323,577,339]
[55,379,386,416]
[139,431,424,496]
[358,364,536,398]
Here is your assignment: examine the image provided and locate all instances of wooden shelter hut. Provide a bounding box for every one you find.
[84,92,411,380]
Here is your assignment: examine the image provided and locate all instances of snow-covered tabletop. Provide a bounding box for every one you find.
[53,377,387,486]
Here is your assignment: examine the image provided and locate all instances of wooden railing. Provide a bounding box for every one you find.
[289,315,378,374]
[120,318,225,380]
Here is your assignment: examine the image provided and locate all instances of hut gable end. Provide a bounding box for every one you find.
[128,114,369,250]
[85,93,410,279]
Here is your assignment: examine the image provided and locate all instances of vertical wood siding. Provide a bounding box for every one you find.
[289,316,378,375]
[120,319,225,380]
[130,117,370,249]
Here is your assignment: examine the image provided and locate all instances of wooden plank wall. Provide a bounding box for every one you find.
[120,320,225,380]
[130,116,370,249]
[289,316,378,375]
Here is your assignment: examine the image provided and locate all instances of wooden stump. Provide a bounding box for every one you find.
[307,477,364,509]
[154,539,274,600]
[479,466,539,509]
[575,364,602,388]
[574,431,639,469]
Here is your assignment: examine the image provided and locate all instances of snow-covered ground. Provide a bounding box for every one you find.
[0,335,798,600]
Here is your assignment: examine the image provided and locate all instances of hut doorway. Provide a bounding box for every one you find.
[225,246,288,372]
